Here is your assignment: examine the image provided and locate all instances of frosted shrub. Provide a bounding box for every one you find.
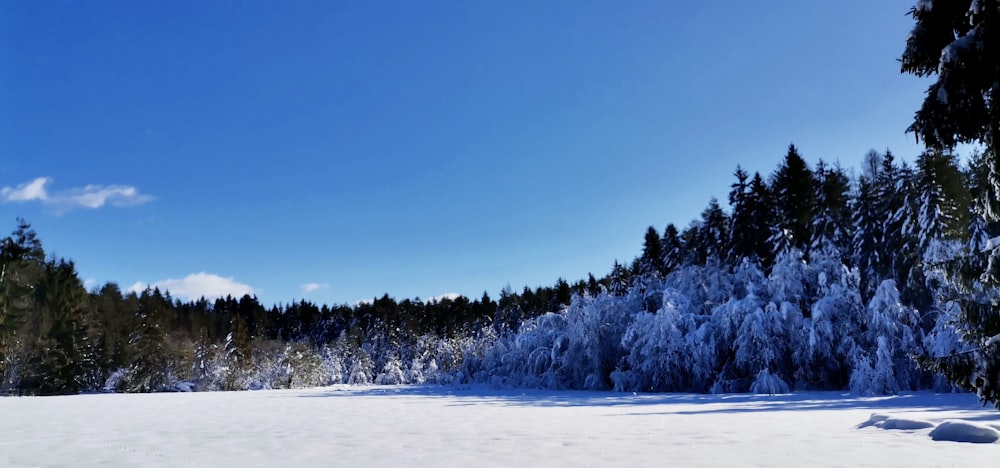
[347,348,373,385]
[750,369,790,395]
[375,355,406,385]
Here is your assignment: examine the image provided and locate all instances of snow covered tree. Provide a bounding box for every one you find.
[916,149,968,250]
[806,253,864,389]
[660,224,684,275]
[853,173,882,299]
[850,280,923,395]
[902,0,1000,407]
[223,313,253,390]
[734,302,793,394]
[616,289,707,392]
[902,1,1000,217]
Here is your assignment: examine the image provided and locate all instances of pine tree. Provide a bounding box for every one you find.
[770,144,817,256]
[728,166,757,264]
[21,260,91,395]
[0,219,45,389]
[853,173,882,299]
[902,1,1000,407]
[695,198,730,264]
[660,224,683,274]
[810,160,853,259]
[902,0,1000,218]
[639,226,665,278]
[608,261,630,296]
[916,149,969,251]
[123,288,169,392]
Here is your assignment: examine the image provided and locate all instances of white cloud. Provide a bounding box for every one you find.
[301,282,329,293]
[0,177,154,213]
[427,292,461,303]
[1,177,49,202]
[83,278,98,290]
[58,184,155,209]
[128,272,254,301]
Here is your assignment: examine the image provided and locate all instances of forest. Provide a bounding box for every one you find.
[2,2,999,407]
[0,144,993,399]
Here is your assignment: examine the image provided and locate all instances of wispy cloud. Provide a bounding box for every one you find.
[301,282,329,294]
[128,272,254,301]
[1,177,154,213]
[1,177,48,202]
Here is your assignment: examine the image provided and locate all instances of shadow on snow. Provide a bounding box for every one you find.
[295,384,993,417]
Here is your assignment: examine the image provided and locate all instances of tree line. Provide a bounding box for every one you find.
[2,2,998,405]
[0,142,991,398]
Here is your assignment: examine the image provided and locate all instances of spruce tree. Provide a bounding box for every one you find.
[697,198,730,263]
[770,144,817,256]
[902,0,1000,407]
[810,160,853,259]
[661,224,683,274]
[23,260,91,395]
[639,226,665,278]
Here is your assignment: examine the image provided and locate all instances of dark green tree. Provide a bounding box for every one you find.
[122,288,169,392]
[902,0,1000,407]
[639,226,665,277]
[810,160,853,259]
[729,169,774,268]
[660,224,683,275]
[853,173,882,299]
[770,144,817,256]
[0,220,47,393]
[20,260,91,395]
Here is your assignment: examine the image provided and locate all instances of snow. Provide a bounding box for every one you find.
[1,386,997,466]
[930,420,1000,443]
[939,29,979,74]
[983,235,1000,252]
[986,333,1000,347]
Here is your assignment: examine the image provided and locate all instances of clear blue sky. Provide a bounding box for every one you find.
[2,1,930,306]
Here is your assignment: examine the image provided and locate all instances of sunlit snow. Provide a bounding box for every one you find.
[2,386,997,467]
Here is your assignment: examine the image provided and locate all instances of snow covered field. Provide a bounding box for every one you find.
[2,386,997,467]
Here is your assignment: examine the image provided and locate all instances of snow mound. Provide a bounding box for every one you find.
[929,420,1000,444]
[857,413,933,430]
[857,413,890,429]
[880,418,935,430]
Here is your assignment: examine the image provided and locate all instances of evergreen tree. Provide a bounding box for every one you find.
[915,149,969,251]
[660,224,683,274]
[901,0,1000,218]
[728,166,763,265]
[639,226,665,278]
[853,172,882,299]
[693,198,729,264]
[608,261,630,296]
[122,288,169,392]
[20,259,91,395]
[810,160,853,259]
[770,144,817,256]
[902,0,1000,407]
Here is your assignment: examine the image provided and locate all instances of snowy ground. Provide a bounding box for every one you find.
[2,386,997,467]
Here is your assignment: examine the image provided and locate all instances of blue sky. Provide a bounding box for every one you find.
[2,1,930,306]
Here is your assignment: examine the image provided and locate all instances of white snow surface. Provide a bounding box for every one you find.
[2,386,998,467]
